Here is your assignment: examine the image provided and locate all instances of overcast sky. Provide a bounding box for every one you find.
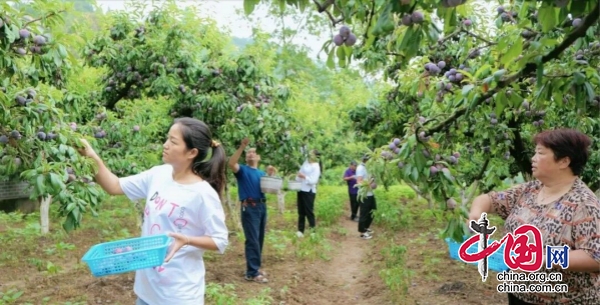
[95,0,331,59]
[95,0,496,64]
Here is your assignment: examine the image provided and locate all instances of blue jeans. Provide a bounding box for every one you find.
[241,201,267,278]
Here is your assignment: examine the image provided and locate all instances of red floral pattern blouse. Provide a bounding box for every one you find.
[489,178,600,304]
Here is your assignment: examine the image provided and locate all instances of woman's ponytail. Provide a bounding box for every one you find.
[174,117,228,198]
[194,144,227,197]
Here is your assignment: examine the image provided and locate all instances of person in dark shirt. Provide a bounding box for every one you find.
[343,161,359,221]
[228,138,269,283]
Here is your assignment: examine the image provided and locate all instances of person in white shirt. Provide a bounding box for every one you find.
[356,154,376,240]
[77,117,229,305]
[295,149,322,238]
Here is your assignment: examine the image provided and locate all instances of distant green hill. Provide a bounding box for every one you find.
[231,37,253,50]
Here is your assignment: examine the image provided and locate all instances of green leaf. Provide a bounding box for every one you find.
[500,37,522,66]
[573,72,586,85]
[62,216,75,232]
[461,84,474,96]
[411,166,418,182]
[326,48,335,69]
[495,92,507,116]
[538,3,557,32]
[443,7,457,34]
[36,174,45,195]
[536,61,544,85]
[49,173,63,193]
[317,40,331,56]
[337,47,347,67]
[570,0,588,17]
[373,3,394,36]
[493,69,506,81]
[58,45,68,58]
[584,82,595,102]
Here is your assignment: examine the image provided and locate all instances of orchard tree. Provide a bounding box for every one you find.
[240,7,375,174]
[245,0,600,241]
[0,0,107,234]
[81,1,307,228]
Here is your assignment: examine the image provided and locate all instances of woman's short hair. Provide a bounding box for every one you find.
[533,128,592,175]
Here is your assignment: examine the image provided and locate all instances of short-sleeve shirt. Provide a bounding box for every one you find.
[344,168,357,195]
[355,163,373,196]
[234,164,265,202]
[118,164,229,305]
[489,177,600,304]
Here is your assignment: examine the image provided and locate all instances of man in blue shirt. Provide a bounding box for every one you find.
[343,161,359,221]
[228,138,268,283]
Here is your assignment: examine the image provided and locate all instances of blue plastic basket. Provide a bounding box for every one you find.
[82,234,171,277]
[445,236,510,272]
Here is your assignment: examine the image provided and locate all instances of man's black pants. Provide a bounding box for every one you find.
[297,191,316,233]
[358,195,376,233]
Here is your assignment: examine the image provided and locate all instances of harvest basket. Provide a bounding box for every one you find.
[82,234,171,277]
[286,174,302,191]
[445,236,510,272]
[260,176,283,194]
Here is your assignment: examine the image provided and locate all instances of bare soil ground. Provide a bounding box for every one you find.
[0,201,509,305]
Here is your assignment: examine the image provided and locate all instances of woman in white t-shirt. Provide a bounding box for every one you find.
[78,117,229,305]
[295,149,322,237]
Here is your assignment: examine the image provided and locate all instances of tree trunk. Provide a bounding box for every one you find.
[277,190,285,214]
[39,196,52,235]
[508,119,533,176]
[224,184,242,232]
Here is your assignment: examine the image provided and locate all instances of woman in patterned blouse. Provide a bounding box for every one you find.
[468,128,600,305]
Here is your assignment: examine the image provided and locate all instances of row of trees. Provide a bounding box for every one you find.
[243,0,600,241]
[0,0,373,233]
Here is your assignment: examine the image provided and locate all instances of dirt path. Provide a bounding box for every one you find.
[320,218,372,302]
[282,214,392,305]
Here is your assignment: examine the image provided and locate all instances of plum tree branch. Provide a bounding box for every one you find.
[425,2,599,135]
[312,0,343,25]
[23,9,66,28]
[475,157,489,188]
[361,0,376,48]
[437,29,461,45]
[462,29,496,46]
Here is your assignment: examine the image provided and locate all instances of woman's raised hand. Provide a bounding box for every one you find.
[77,138,99,159]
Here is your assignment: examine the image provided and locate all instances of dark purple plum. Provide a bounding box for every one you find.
[401,14,413,26]
[19,29,30,39]
[339,26,351,38]
[446,198,457,209]
[344,34,357,46]
[33,35,46,45]
[411,11,424,24]
[10,130,21,139]
[430,166,439,175]
[333,34,344,46]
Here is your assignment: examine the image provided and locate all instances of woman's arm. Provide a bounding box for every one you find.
[564,250,600,272]
[164,193,229,262]
[469,182,531,221]
[79,139,123,195]
[468,194,495,221]
[569,202,600,272]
